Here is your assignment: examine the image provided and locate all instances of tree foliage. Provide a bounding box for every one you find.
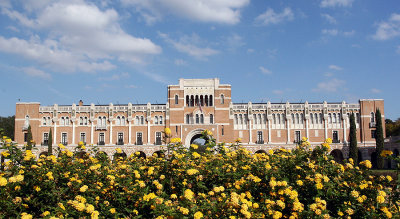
[349,113,358,164]
[385,118,400,137]
[0,116,15,140]
[48,128,53,155]
[26,125,33,150]
[375,109,384,169]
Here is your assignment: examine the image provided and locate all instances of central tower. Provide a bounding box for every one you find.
[167,78,233,145]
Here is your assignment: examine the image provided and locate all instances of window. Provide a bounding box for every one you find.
[186,95,190,106]
[80,133,86,144]
[209,95,213,106]
[319,113,323,124]
[253,114,257,124]
[155,116,159,124]
[80,117,83,125]
[48,117,51,125]
[65,117,69,125]
[156,132,162,145]
[176,126,178,133]
[220,94,224,104]
[328,113,332,124]
[196,114,199,124]
[200,114,204,124]
[43,133,49,145]
[257,131,263,144]
[102,116,106,126]
[371,130,376,139]
[273,114,276,125]
[205,95,209,106]
[295,131,301,143]
[332,113,336,123]
[62,133,68,145]
[42,117,47,126]
[140,116,144,125]
[315,130,319,137]
[117,133,124,145]
[121,116,125,125]
[186,114,190,124]
[137,133,143,145]
[234,114,238,125]
[159,116,163,124]
[135,116,139,125]
[60,117,65,126]
[116,116,120,125]
[222,126,224,136]
[333,131,339,143]
[371,112,375,123]
[175,95,179,105]
[337,113,341,124]
[98,133,105,145]
[210,114,213,124]
[296,114,300,124]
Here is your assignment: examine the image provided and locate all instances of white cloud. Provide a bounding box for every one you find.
[312,78,345,92]
[159,32,219,60]
[320,0,354,8]
[121,0,250,25]
[373,13,400,40]
[23,67,51,79]
[247,48,255,53]
[322,29,355,37]
[98,72,129,81]
[321,13,337,24]
[255,8,294,25]
[272,90,284,95]
[371,88,382,93]
[329,65,342,70]
[259,66,272,75]
[0,1,161,73]
[174,59,186,66]
[225,33,245,51]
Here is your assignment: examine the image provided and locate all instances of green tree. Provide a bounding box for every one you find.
[349,113,358,164]
[48,128,53,155]
[375,108,384,169]
[0,116,15,140]
[26,125,33,150]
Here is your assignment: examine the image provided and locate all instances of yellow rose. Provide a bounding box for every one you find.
[164,128,171,136]
[109,208,116,214]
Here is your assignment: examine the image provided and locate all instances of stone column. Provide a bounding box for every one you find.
[54,123,57,145]
[286,119,291,144]
[147,121,151,145]
[72,121,75,145]
[249,118,253,144]
[268,119,271,143]
[324,118,328,140]
[305,119,309,139]
[343,116,347,143]
[109,122,113,145]
[128,121,132,145]
[90,122,94,145]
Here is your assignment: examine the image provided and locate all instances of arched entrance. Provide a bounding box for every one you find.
[191,134,206,146]
[185,129,205,146]
[330,149,344,163]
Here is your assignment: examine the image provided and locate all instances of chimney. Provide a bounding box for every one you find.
[79,100,83,106]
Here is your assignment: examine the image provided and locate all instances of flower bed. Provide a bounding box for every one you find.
[0,132,399,218]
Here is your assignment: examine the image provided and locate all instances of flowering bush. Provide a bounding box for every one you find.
[0,133,399,218]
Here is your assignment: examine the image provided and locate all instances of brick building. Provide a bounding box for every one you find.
[15,78,385,160]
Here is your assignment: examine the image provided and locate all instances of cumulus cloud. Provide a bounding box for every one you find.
[259,66,272,75]
[321,13,337,24]
[121,0,250,25]
[0,0,161,73]
[312,78,345,92]
[255,8,294,25]
[320,0,354,8]
[329,65,342,70]
[23,67,51,79]
[373,13,400,40]
[159,32,219,60]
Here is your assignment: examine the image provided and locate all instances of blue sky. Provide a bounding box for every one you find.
[0,0,399,119]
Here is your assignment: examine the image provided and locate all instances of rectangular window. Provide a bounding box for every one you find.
[333,131,339,143]
[257,131,263,144]
[137,133,143,145]
[62,133,68,145]
[118,133,124,145]
[80,133,86,144]
[295,131,301,143]
[315,130,319,137]
[98,133,105,145]
[371,130,376,139]
[43,133,49,145]
[155,132,162,145]
[222,126,224,136]
[176,126,178,133]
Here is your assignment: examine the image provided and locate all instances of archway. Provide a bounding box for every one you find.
[371,152,377,169]
[152,151,165,158]
[191,134,206,146]
[39,152,48,157]
[185,129,205,146]
[358,150,363,162]
[135,151,146,159]
[255,150,267,154]
[330,149,344,163]
[113,152,127,162]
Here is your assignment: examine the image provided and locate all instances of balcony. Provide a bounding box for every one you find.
[256,140,264,144]
[116,141,124,146]
[369,122,376,128]
[98,141,105,146]
[95,125,107,130]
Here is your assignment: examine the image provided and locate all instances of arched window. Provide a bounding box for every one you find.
[239,114,243,125]
[291,114,295,124]
[277,114,280,124]
[310,113,314,124]
[196,114,199,124]
[205,95,209,106]
[319,113,323,124]
[371,112,375,123]
[140,116,144,125]
[195,95,199,106]
[80,117,83,125]
[159,116,163,124]
[220,94,224,104]
[116,116,121,125]
[273,114,276,125]
[253,114,257,124]
[200,95,204,106]
[102,116,106,126]
[121,116,125,125]
[328,113,332,124]
[296,114,300,124]
[210,114,214,124]
[42,117,47,126]
[300,114,303,124]
[234,114,238,125]
[48,117,51,125]
[175,95,178,105]
[332,113,336,123]
[190,95,194,107]
[186,114,190,124]
[60,117,65,126]
[314,113,318,125]
[65,117,69,125]
[98,116,101,125]
[186,95,189,106]
[200,114,204,124]
[337,113,340,124]
[209,95,213,106]
[281,114,285,125]
[135,116,139,125]
[155,116,158,124]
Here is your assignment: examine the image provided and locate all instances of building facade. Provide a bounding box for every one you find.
[15,78,386,160]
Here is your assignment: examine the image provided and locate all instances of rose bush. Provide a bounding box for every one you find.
[0,132,399,218]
